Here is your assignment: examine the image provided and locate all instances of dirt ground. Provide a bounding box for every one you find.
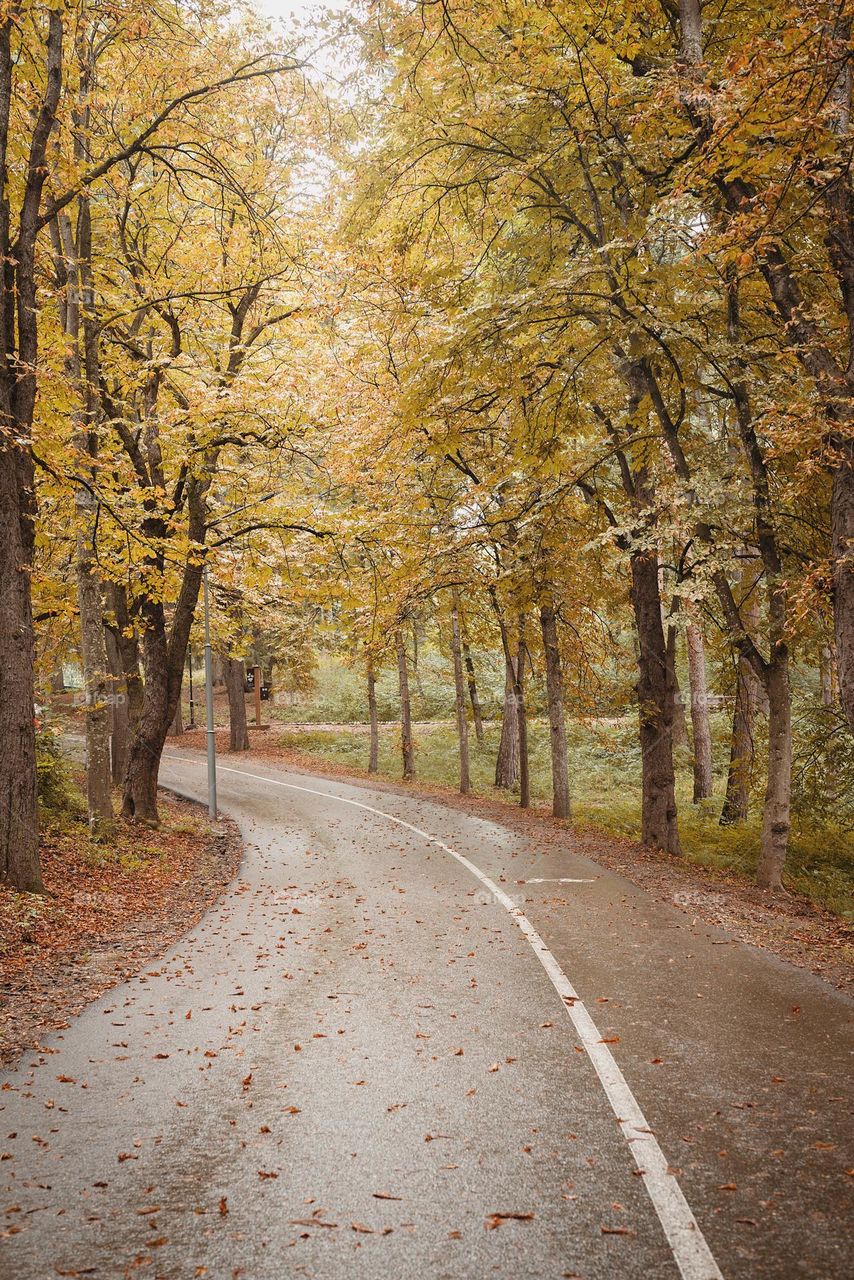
[0,793,242,1065]
[177,726,854,995]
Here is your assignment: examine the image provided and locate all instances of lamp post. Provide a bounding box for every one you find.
[187,650,195,729]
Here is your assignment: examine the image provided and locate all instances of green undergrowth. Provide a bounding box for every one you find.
[276,718,853,919]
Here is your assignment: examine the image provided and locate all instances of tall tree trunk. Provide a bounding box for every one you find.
[169,696,184,737]
[686,621,713,802]
[450,591,471,794]
[0,449,41,891]
[105,581,144,737]
[367,662,379,773]
[667,624,690,750]
[540,601,570,819]
[491,588,520,788]
[514,616,530,809]
[756,655,793,890]
[0,9,63,890]
[396,629,415,779]
[223,657,249,751]
[720,650,758,825]
[76,516,113,823]
[495,656,519,788]
[462,641,484,743]
[832,449,854,731]
[630,552,681,855]
[122,628,171,825]
[122,556,204,824]
[104,625,129,787]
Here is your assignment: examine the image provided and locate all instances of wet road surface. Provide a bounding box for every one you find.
[1,751,852,1278]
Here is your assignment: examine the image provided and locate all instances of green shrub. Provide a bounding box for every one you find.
[36,728,82,816]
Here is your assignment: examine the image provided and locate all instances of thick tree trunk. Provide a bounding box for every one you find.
[122,640,170,826]
[495,657,519,788]
[367,664,379,773]
[450,592,471,794]
[667,625,690,749]
[169,697,184,737]
[720,649,758,825]
[462,641,484,743]
[0,10,63,891]
[104,625,129,787]
[105,582,144,736]
[686,622,713,802]
[396,629,415,779]
[122,558,204,824]
[223,657,249,751]
[515,617,530,809]
[76,513,113,824]
[540,602,570,819]
[832,443,854,731]
[0,449,41,891]
[630,552,681,855]
[756,655,793,891]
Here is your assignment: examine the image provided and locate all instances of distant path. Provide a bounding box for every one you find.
[1,751,851,1278]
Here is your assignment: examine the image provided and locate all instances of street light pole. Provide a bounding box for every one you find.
[203,563,217,820]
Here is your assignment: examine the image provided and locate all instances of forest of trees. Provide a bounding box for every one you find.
[1,0,851,901]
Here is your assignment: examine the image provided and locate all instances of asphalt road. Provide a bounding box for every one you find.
[1,751,851,1279]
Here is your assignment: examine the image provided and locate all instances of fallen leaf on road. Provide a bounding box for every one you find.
[484,1212,534,1230]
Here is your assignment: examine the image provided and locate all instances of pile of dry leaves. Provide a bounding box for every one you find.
[0,794,241,1064]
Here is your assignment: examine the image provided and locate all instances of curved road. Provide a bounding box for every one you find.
[1,751,851,1278]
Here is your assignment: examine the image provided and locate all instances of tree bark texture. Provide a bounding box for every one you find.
[462,641,485,743]
[686,622,713,802]
[539,602,570,819]
[450,592,471,794]
[0,9,63,891]
[367,664,379,773]
[630,552,681,856]
[514,617,530,810]
[756,655,793,890]
[396,629,415,779]
[223,657,249,751]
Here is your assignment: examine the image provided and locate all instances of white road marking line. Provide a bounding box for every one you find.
[525,876,596,884]
[163,756,724,1280]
